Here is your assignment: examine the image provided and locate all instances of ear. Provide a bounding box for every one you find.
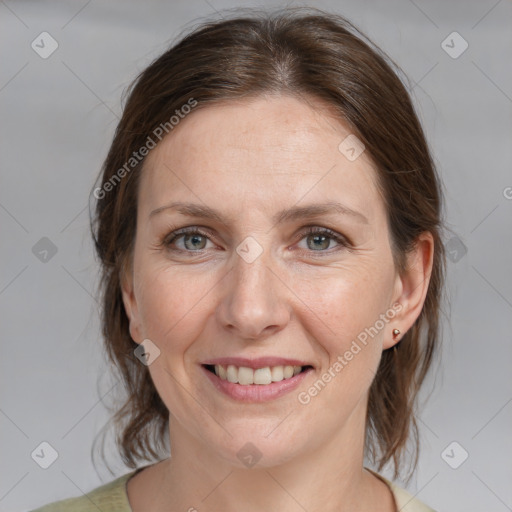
[383,231,435,350]
[120,261,143,345]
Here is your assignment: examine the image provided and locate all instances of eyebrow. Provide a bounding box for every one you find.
[149,201,369,225]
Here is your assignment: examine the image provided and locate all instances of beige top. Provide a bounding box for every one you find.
[30,467,436,512]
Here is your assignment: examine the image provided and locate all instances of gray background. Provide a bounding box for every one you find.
[1,0,511,511]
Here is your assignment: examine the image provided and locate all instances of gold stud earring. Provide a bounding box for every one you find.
[392,328,401,339]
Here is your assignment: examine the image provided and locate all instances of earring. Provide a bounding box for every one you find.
[392,328,401,339]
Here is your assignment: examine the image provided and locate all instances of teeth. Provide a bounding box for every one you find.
[218,365,227,380]
[254,367,272,385]
[213,364,304,385]
[226,365,238,383]
[283,365,294,379]
[271,366,284,381]
[238,366,254,385]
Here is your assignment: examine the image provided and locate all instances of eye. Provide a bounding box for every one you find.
[296,226,349,254]
[162,226,350,255]
[163,228,215,252]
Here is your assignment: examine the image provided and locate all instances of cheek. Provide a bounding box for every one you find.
[292,263,393,402]
[133,264,217,413]
[136,264,213,345]
[295,262,392,345]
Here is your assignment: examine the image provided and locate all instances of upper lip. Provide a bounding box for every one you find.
[201,357,313,369]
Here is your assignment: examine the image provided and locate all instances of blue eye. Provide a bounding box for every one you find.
[163,226,350,255]
[164,229,213,251]
[299,227,348,252]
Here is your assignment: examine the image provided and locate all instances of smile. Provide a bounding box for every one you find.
[200,359,314,402]
[204,364,312,385]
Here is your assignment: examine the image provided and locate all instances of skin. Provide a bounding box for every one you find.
[121,93,434,512]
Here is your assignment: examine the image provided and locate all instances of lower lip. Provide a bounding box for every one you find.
[201,365,313,402]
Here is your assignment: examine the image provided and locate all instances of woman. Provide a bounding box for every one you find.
[32,7,445,512]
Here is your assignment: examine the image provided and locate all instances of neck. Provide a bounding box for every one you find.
[138,400,393,512]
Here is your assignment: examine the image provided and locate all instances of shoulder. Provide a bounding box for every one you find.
[366,468,437,512]
[29,470,137,512]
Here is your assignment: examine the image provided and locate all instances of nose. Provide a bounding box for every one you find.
[216,247,291,341]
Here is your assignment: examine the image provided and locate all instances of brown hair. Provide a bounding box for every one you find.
[91,7,447,480]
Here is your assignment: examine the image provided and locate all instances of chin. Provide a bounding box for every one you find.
[205,422,308,470]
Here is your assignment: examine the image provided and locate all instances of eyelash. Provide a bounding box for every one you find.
[161,226,351,256]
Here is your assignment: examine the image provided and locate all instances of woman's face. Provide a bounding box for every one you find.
[122,94,421,468]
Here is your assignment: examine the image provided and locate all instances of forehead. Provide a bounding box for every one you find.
[140,94,384,223]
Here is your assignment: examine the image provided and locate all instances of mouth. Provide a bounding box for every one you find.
[202,363,314,385]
